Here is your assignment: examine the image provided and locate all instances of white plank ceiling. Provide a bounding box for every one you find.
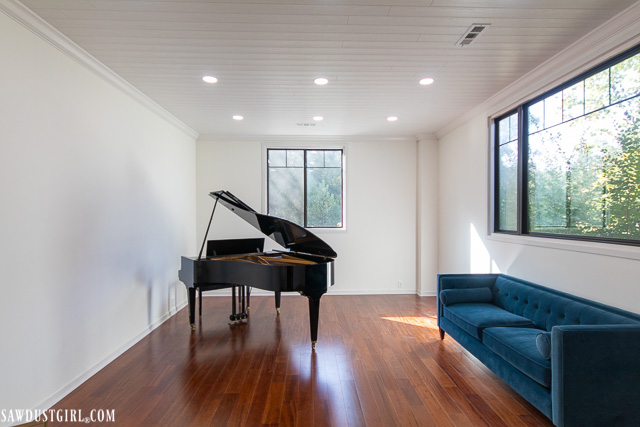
[19,0,640,138]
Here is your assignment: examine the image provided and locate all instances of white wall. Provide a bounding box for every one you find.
[0,10,196,414]
[436,5,640,313]
[417,137,439,296]
[196,137,426,294]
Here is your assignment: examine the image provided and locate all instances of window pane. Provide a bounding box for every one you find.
[528,100,544,133]
[306,150,324,167]
[499,115,510,144]
[325,150,342,167]
[528,131,573,231]
[268,167,304,225]
[498,113,517,144]
[544,92,563,128]
[496,113,518,231]
[585,69,609,113]
[287,150,304,167]
[508,114,518,141]
[268,150,286,167]
[563,81,584,121]
[498,141,518,231]
[307,167,343,227]
[611,54,640,103]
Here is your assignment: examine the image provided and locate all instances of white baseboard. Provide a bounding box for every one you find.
[201,289,427,296]
[35,300,188,412]
[327,289,418,295]
[418,291,437,297]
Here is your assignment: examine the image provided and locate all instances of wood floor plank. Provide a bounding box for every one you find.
[45,295,553,427]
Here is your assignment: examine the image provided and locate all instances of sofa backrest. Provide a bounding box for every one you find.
[492,275,640,331]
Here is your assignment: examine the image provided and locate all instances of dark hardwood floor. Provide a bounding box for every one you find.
[49,295,553,426]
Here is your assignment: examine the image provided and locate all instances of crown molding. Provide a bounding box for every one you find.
[435,1,640,139]
[197,134,417,143]
[416,133,438,142]
[0,0,199,141]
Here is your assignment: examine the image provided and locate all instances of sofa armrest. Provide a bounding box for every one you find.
[436,274,498,324]
[551,324,640,427]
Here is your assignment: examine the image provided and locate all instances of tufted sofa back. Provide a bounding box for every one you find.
[492,275,640,331]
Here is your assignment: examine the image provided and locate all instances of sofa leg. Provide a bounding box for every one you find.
[439,327,445,340]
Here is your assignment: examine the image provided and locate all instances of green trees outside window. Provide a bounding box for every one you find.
[494,47,640,244]
[267,149,343,228]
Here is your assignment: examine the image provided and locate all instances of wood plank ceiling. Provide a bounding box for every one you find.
[20,0,639,138]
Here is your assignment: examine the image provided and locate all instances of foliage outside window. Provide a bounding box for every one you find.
[267,149,343,228]
[495,46,640,244]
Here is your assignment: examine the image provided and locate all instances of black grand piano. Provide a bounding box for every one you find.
[178,190,337,348]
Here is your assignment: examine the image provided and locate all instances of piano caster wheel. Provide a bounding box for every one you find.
[276,308,281,315]
[311,341,316,350]
[241,313,248,319]
[190,323,195,331]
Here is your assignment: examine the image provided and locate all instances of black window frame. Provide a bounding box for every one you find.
[266,148,344,229]
[493,43,640,247]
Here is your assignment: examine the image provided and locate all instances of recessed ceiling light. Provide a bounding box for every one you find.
[419,78,434,86]
[313,116,324,121]
[202,75,218,84]
[314,77,329,86]
[232,115,244,121]
[387,116,398,122]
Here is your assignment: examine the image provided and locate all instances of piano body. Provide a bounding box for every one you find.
[178,190,337,348]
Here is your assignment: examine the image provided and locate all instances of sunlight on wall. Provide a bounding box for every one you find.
[469,223,501,274]
[470,223,491,273]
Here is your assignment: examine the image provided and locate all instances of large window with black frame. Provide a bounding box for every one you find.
[267,148,343,228]
[495,44,640,244]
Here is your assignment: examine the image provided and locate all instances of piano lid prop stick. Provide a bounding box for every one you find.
[197,197,219,260]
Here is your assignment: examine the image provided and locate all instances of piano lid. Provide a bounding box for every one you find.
[210,190,337,259]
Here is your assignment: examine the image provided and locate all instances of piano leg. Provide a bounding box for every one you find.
[198,287,203,319]
[230,286,238,321]
[308,297,320,349]
[239,286,247,319]
[246,286,251,312]
[188,287,196,331]
[275,291,281,315]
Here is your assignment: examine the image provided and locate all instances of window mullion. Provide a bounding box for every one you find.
[519,105,529,236]
[303,150,308,227]
[493,122,501,233]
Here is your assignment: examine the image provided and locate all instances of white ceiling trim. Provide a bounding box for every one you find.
[0,0,199,140]
[196,134,419,143]
[436,0,640,139]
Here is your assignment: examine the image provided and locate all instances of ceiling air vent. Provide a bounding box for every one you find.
[296,123,317,127]
[457,23,490,47]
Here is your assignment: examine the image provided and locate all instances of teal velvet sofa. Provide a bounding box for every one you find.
[437,273,640,427]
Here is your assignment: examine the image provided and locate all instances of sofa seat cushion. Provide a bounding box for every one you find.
[483,327,551,388]
[443,303,535,340]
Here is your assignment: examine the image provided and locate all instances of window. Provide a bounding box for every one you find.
[494,45,640,245]
[267,148,344,228]
[496,111,519,232]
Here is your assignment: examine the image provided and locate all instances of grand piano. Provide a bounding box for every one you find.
[178,190,337,348]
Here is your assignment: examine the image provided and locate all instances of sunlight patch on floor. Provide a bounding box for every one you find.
[381,316,438,329]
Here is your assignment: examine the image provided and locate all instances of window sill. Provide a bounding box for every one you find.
[308,227,347,234]
[487,232,640,261]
